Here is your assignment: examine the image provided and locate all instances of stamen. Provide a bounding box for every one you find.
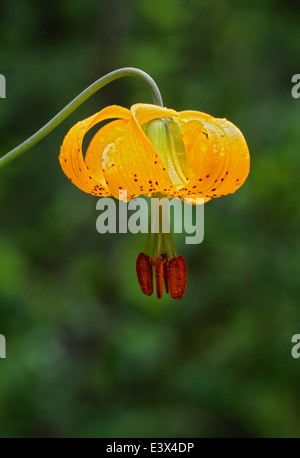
[162,251,170,294]
[166,255,187,299]
[136,252,153,296]
[155,257,164,299]
[139,191,187,299]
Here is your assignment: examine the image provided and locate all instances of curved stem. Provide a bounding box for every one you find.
[0,67,163,169]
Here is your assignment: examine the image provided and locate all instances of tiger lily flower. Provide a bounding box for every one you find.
[59,103,250,299]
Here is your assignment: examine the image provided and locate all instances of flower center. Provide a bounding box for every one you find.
[142,117,193,188]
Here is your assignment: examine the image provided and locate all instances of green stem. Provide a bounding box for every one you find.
[145,208,152,255]
[0,67,163,169]
[165,233,174,259]
[161,233,166,252]
[168,232,178,258]
[156,204,162,257]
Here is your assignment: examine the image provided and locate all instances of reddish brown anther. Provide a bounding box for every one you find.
[162,251,170,294]
[166,255,187,299]
[154,257,164,299]
[136,252,153,296]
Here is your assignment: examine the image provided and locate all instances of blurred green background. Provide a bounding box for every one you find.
[1,0,300,438]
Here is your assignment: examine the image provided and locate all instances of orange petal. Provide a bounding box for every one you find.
[180,195,212,205]
[59,105,131,196]
[131,103,178,125]
[85,119,128,194]
[102,105,180,200]
[177,111,250,200]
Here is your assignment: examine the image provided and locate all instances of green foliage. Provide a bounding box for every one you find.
[1,0,300,438]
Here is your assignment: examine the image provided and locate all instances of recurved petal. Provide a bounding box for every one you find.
[59,105,131,196]
[85,119,129,195]
[177,111,250,201]
[131,103,178,125]
[180,195,212,205]
[213,119,250,196]
[102,106,180,201]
